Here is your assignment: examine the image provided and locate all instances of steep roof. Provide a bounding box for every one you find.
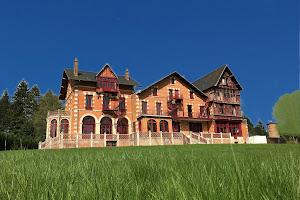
[63,68,142,87]
[96,63,118,78]
[59,68,142,100]
[192,65,243,91]
[136,71,207,98]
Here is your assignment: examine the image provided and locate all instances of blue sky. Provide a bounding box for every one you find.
[0,0,298,126]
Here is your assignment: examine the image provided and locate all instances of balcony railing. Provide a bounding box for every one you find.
[96,87,118,93]
[137,110,170,116]
[169,111,212,119]
[103,101,119,111]
[209,93,240,104]
[48,110,70,117]
[213,109,243,117]
[168,94,183,101]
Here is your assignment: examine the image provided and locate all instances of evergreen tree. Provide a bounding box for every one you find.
[30,84,41,114]
[243,115,254,136]
[254,120,268,136]
[0,90,11,133]
[11,80,35,137]
[33,90,63,141]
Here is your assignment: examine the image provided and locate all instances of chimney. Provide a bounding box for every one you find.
[125,68,129,80]
[74,58,78,76]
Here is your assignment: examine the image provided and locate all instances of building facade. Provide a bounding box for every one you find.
[40,59,248,149]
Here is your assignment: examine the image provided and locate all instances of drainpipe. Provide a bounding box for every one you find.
[130,92,134,133]
[77,80,80,136]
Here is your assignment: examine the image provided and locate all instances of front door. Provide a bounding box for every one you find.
[106,141,117,147]
[172,122,180,132]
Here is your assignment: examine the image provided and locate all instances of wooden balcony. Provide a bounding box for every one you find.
[213,109,243,117]
[209,93,241,104]
[48,110,70,117]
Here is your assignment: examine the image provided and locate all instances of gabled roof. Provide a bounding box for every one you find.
[63,68,141,87]
[59,68,142,100]
[96,63,118,78]
[192,65,243,91]
[137,71,208,98]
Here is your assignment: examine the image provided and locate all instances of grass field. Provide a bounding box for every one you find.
[0,144,299,199]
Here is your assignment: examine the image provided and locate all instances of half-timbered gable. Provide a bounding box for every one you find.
[193,65,246,141]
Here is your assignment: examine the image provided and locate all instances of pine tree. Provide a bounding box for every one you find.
[11,80,34,137]
[30,84,41,114]
[0,90,11,133]
[33,90,63,141]
[254,120,268,136]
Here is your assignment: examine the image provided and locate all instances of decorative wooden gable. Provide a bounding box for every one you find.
[216,67,242,90]
[96,64,118,93]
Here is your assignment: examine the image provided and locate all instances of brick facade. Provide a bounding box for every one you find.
[41,60,248,149]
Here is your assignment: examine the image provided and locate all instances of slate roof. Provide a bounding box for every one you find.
[64,68,142,87]
[192,65,243,91]
[136,71,208,98]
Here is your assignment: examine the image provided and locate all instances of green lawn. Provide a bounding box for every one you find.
[0,144,299,199]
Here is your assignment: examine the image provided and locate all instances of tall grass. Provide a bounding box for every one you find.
[0,144,299,199]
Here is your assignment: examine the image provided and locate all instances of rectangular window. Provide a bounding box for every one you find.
[169,89,173,98]
[175,90,179,99]
[119,97,125,111]
[200,106,205,115]
[171,77,175,84]
[217,89,220,96]
[97,77,117,90]
[133,122,136,132]
[220,104,224,115]
[153,87,158,96]
[139,121,142,132]
[188,105,192,117]
[190,91,194,99]
[223,89,226,97]
[86,95,93,110]
[103,96,110,110]
[232,105,236,116]
[226,89,230,97]
[142,101,147,114]
[156,102,161,115]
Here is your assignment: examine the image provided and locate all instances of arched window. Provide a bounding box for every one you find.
[160,120,169,132]
[100,117,112,134]
[147,119,157,132]
[50,119,57,138]
[117,118,128,134]
[82,116,95,134]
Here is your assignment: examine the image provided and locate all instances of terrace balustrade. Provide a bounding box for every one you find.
[48,110,71,117]
[169,111,212,119]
